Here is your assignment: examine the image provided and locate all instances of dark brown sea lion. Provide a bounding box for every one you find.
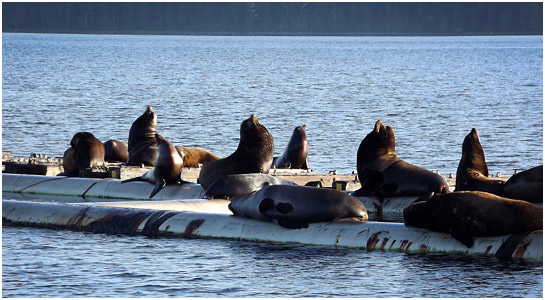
[125,105,158,167]
[203,173,297,199]
[122,133,184,198]
[353,120,449,197]
[228,185,368,229]
[455,128,505,195]
[175,146,220,167]
[273,125,309,169]
[198,114,274,189]
[62,132,105,176]
[503,165,543,203]
[403,191,543,248]
[103,139,129,163]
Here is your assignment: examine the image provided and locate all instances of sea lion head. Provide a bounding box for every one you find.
[239,114,274,150]
[128,105,158,144]
[357,120,396,164]
[402,200,430,228]
[155,132,167,146]
[292,125,308,145]
[133,105,157,132]
[70,132,97,147]
[154,132,184,179]
[139,105,157,128]
[460,128,488,176]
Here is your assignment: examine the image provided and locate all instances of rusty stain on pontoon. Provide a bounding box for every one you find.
[512,240,531,259]
[184,219,205,235]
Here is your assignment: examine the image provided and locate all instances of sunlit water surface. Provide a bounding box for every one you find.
[2,33,543,297]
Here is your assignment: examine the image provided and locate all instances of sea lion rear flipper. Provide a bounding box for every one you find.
[121,176,144,184]
[450,228,474,248]
[275,219,309,229]
[149,179,166,198]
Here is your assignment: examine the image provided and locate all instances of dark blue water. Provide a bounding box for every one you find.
[2,226,542,298]
[2,34,542,175]
[2,33,543,297]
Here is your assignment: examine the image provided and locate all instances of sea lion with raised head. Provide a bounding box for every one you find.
[103,139,129,163]
[198,114,274,189]
[122,133,184,198]
[273,125,309,169]
[228,185,368,229]
[62,132,105,176]
[503,165,543,203]
[125,105,158,167]
[455,128,505,195]
[175,146,220,167]
[353,120,449,197]
[403,191,543,248]
[204,173,297,199]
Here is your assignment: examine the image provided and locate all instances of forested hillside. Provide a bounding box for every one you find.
[3,2,542,35]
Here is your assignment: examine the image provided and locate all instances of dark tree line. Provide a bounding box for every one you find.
[2,2,542,35]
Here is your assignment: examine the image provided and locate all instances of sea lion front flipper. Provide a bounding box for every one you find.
[149,178,166,198]
[301,159,309,170]
[275,219,309,229]
[353,169,383,196]
[449,227,475,248]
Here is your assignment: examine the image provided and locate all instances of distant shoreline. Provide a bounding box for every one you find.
[3,30,543,37]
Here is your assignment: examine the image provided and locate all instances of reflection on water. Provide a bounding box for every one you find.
[2,226,542,298]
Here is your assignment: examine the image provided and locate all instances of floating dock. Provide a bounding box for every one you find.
[3,165,540,261]
[3,199,541,261]
[2,173,416,215]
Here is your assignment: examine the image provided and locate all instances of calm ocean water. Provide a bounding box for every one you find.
[2,33,543,297]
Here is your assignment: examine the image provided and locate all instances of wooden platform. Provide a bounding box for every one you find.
[2,152,513,192]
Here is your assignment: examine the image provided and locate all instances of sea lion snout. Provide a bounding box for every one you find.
[374,120,384,133]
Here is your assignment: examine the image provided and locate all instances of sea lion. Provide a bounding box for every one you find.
[403,191,543,248]
[204,173,297,199]
[103,139,129,163]
[198,114,274,189]
[175,146,220,167]
[353,120,449,197]
[122,133,184,198]
[273,125,309,169]
[503,165,543,203]
[62,132,105,176]
[455,128,505,195]
[125,105,158,167]
[228,185,368,229]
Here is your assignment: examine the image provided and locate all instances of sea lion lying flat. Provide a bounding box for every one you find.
[228,185,368,229]
[62,132,105,176]
[175,146,220,167]
[403,191,543,248]
[203,173,297,199]
[273,125,309,169]
[353,120,449,197]
[198,114,274,189]
[503,165,543,203]
[103,139,129,163]
[125,105,159,167]
[455,128,505,195]
[122,133,184,198]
